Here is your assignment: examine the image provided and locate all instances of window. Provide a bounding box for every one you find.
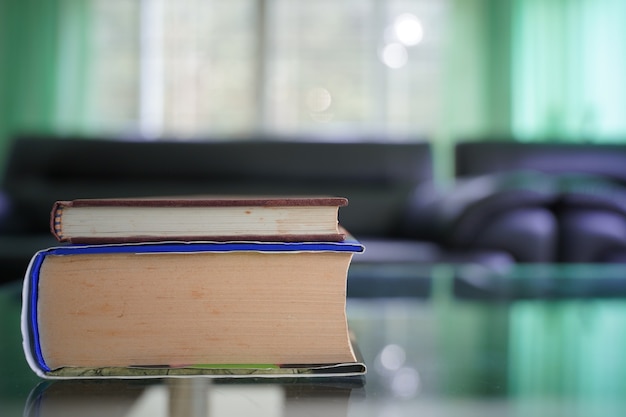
[87,0,449,140]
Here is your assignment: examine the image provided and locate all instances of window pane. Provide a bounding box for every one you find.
[90,0,140,133]
[162,0,257,137]
[268,0,378,134]
[85,0,448,140]
[385,0,448,136]
[267,0,447,138]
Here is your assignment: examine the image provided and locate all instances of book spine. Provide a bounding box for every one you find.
[49,201,70,243]
[21,250,51,378]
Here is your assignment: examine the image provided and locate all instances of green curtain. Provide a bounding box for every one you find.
[443,0,513,138]
[55,0,93,134]
[446,0,626,143]
[437,0,513,181]
[511,0,626,141]
[0,0,91,175]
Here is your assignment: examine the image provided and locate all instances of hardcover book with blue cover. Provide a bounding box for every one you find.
[22,239,366,379]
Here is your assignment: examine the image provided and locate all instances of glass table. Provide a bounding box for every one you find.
[2,263,626,416]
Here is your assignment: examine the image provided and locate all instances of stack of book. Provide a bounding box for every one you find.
[21,196,366,379]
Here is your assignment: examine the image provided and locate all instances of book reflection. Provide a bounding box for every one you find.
[24,377,364,417]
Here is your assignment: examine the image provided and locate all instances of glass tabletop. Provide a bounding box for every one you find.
[2,263,626,416]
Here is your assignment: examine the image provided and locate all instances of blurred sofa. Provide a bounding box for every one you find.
[2,133,514,292]
[4,135,626,292]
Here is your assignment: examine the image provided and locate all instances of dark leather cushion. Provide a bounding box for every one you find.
[559,208,626,262]
[554,175,626,262]
[467,207,558,262]
[403,171,560,262]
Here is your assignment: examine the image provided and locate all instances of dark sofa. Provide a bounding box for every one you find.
[1,135,433,238]
[0,134,444,290]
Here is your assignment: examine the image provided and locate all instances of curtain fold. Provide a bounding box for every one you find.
[442,0,512,142]
[436,0,514,181]
[0,0,91,175]
[0,0,60,158]
[56,0,93,135]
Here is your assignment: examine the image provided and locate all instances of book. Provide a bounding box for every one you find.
[50,196,348,244]
[22,239,366,379]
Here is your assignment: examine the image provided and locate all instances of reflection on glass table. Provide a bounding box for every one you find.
[2,263,626,417]
[23,378,362,417]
